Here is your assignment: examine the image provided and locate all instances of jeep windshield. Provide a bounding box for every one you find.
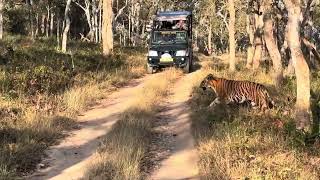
[152,31,187,45]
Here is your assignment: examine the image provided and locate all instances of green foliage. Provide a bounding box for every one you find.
[4,7,29,35]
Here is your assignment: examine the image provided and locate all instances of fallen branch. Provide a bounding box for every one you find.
[80,33,90,42]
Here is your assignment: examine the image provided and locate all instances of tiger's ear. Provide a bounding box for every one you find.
[206,74,215,80]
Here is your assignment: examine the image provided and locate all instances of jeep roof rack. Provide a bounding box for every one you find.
[156,11,192,21]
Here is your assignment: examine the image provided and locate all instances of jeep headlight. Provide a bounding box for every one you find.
[176,50,188,56]
[148,50,158,57]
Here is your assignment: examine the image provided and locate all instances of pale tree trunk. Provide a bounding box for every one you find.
[93,0,98,43]
[91,14,95,41]
[99,7,102,42]
[228,0,236,72]
[46,6,50,37]
[132,2,141,46]
[123,20,126,46]
[62,0,72,53]
[246,15,255,68]
[284,0,311,130]
[35,13,39,36]
[264,10,283,86]
[194,28,198,51]
[41,14,45,35]
[286,58,295,75]
[0,0,3,40]
[102,0,113,56]
[128,5,132,46]
[141,21,145,37]
[208,22,212,55]
[57,17,60,48]
[252,12,264,69]
[50,11,54,36]
[29,0,34,38]
[284,25,295,75]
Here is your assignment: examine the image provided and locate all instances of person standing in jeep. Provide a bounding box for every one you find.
[147,11,193,74]
[172,19,188,30]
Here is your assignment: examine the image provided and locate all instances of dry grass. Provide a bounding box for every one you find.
[62,84,103,116]
[82,69,182,180]
[189,57,320,179]
[0,37,147,178]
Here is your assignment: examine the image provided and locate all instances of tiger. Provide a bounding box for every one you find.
[200,74,274,110]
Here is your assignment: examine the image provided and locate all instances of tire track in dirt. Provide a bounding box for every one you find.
[149,70,201,180]
[29,74,158,180]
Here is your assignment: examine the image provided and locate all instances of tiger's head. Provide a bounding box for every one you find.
[200,74,217,91]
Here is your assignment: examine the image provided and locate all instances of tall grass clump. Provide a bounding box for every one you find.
[63,84,103,116]
[82,69,182,180]
[189,58,320,179]
[0,36,147,178]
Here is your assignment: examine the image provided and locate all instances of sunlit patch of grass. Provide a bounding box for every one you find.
[82,69,182,180]
[190,58,320,179]
[62,84,103,117]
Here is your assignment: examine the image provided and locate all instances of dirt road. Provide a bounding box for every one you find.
[30,68,201,180]
[29,75,155,180]
[150,71,200,180]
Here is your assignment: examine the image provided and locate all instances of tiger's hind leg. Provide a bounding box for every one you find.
[250,101,261,111]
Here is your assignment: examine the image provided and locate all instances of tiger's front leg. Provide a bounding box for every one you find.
[209,97,221,107]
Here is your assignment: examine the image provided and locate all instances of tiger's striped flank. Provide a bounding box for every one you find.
[200,74,274,110]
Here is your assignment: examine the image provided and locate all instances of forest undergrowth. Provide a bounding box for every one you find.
[0,35,146,178]
[189,56,320,179]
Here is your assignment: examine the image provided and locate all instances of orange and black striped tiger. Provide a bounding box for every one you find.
[200,74,274,110]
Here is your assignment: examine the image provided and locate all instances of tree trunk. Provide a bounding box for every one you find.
[46,6,50,37]
[264,11,283,86]
[50,11,54,36]
[102,0,113,56]
[0,0,3,40]
[284,0,311,131]
[141,21,145,37]
[208,22,212,55]
[99,7,102,42]
[35,13,39,36]
[57,17,60,48]
[133,3,141,45]
[62,0,72,53]
[283,24,295,75]
[29,0,34,38]
[128,7,132,46]
[90,12,95,42]
[228,0,236,72]
[246,15,254,68]
[123,20,126,46]
[41,14,45,35]
[252,13,264,69]
[93,0,98,43]
[194,27,198,51]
